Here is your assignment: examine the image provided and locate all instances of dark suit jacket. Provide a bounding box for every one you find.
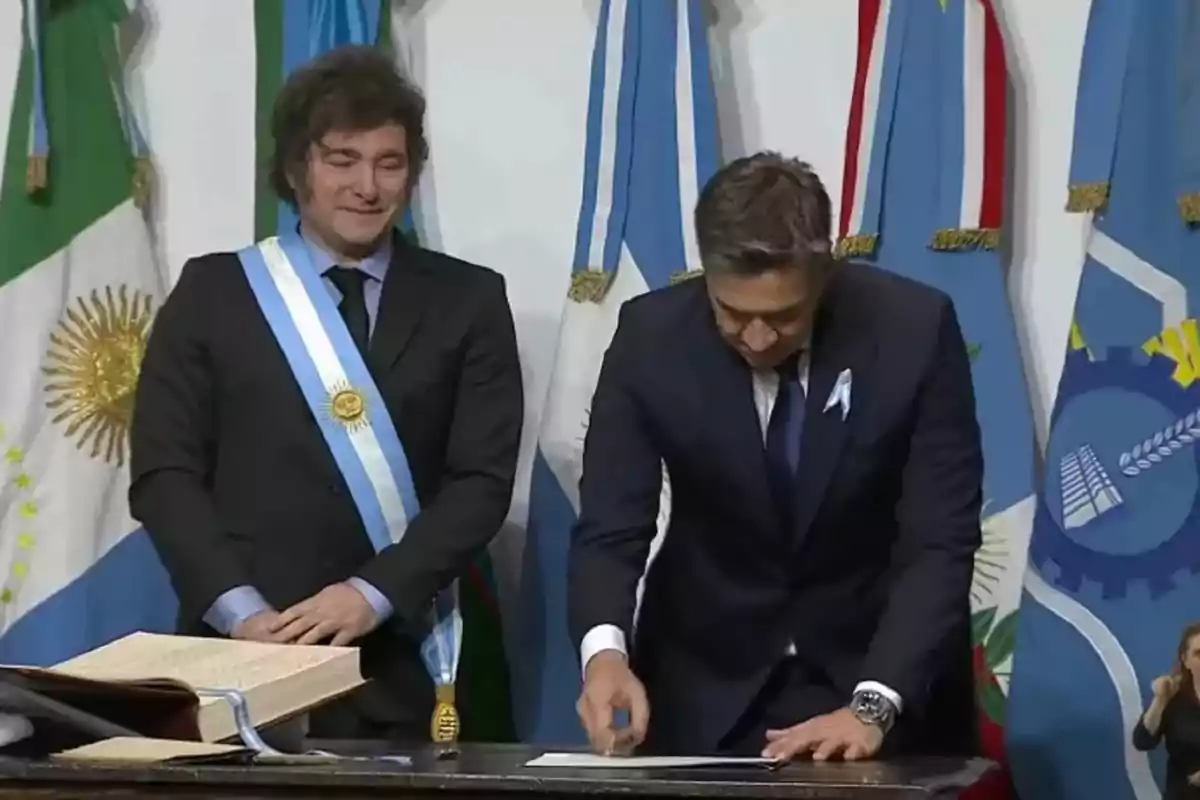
[567,261,983,755]
[128,234,523,730]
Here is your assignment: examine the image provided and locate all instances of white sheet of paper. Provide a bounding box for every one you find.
[525,752,780,769]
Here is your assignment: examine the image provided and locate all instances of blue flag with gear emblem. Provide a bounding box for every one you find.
[1006,1,1200,798]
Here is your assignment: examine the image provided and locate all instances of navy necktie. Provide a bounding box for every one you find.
[764,353,806,526]
[326,267,369,358]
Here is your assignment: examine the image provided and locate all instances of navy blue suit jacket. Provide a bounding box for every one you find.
[567,261,983,755]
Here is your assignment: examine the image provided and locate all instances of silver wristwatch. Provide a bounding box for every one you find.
[850,689,896,735]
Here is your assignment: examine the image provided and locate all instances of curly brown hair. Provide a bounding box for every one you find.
[267,44,429,208]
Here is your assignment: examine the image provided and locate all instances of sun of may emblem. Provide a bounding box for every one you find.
[42,286,156,467]
[326,382,369,431]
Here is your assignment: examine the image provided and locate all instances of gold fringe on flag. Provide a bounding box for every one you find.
[1066,181,1109,213]
[669,269,703,285]
[1179,193,1200,224]
[132,156,153,210]
[25,155,47,194]
[568,269,616,303]
[930,227,1001,251]
[832,234,878,259]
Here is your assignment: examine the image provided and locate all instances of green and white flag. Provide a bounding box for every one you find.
[0,0,175,664]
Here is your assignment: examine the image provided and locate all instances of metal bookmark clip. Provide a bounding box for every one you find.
[193,688,414,766]
[193,688,281,755]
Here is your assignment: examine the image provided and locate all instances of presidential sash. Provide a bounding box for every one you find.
[236,232,463,744]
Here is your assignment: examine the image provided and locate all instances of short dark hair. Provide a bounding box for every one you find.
[694,151,833,276]
[268,44,429,207]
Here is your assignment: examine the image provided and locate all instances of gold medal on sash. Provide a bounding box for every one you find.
[431,683,460,744]
[325,383,368,430]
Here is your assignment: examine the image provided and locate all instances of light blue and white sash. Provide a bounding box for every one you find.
[236,232,462,742]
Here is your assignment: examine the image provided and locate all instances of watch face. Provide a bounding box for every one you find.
[853,692,889,720]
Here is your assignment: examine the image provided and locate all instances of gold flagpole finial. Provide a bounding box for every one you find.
[431,683,461,748]
[132,156,154,210]
[25,155,47,194]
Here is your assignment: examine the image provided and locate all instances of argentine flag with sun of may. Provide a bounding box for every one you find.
[517,0,720,743]
[0,0,176,664]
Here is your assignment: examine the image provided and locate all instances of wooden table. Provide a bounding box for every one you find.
[0,742,996,799]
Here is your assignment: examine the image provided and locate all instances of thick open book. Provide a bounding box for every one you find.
[0,631,364,759]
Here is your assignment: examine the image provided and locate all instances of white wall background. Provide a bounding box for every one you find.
[0,0,1093,614]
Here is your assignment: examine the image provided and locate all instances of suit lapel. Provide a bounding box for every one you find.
[791,275,877,550]
[368,233,434,376]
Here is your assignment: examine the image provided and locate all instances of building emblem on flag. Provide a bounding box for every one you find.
[0,425,39,628]
[1031,340,1200,599]
[1058,443,1124,529]
[40,285,156,468]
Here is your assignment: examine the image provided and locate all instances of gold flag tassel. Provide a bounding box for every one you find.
[832,233,878,260]
[569,268,617,303]
[132,156,153,210]
[1179,192,1200,224]
[669,268,703,284]
[25,155,47,194]
[22,0,48,196]
[431,683,461,746]
[1066,181,1110,213]
[930,227,1001,252]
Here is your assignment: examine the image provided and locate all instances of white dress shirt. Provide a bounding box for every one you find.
[579,353,904,715]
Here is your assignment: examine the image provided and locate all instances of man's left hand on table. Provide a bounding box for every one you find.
[762,707,884,762]
[276,583,377,646]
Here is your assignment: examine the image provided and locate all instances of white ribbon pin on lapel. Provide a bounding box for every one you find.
[824,368,852,421]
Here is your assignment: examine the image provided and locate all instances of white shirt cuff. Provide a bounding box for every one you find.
[854,680,903,715]
[580,624,628,677]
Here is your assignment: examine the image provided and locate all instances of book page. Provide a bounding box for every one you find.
[53,737,249,763]
[48,632,355,693]
[526,753,781,769]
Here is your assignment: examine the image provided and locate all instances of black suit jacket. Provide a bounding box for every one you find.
[128,234,523,727]
[567,261,982,755]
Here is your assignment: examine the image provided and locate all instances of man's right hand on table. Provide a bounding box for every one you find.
[577,650,650,756]
[231,609,288,643]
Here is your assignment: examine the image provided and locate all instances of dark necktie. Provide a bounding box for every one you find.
[326,267,369,357]
[764,353,806,527]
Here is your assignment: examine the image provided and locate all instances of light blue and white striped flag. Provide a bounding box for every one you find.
[515,0,720,744]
